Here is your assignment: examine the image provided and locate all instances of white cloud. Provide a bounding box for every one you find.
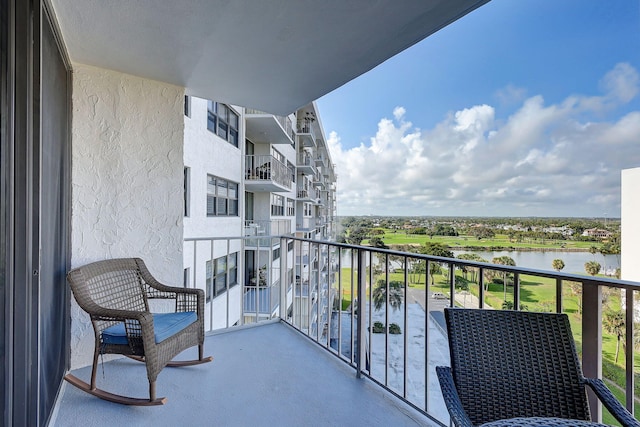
[327,64,640,217]
[601,63,639,104]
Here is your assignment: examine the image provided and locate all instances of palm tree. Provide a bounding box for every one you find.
[584,260,601,276]
[552,258,565,272]
[372,279,403,311]
[589,246,598,260]
[603,310,625,363]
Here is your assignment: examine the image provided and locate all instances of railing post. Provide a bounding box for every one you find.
[280,237,287,322]
[356,249,366,378]
[625,288,635,414]
[582,280,602,422]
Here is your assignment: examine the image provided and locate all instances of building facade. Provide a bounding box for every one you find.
[182,97,337,330]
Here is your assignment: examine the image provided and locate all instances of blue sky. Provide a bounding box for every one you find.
[317,0,640,218]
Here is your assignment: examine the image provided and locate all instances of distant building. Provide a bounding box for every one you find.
[582,228,612,239]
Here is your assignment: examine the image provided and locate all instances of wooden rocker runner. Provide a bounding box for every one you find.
[65,258,213,405]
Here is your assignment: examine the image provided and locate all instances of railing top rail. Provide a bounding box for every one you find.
[184,234,640,290]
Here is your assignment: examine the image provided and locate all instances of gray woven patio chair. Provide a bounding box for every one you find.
[64,258,212,405]
[436,308,639,427]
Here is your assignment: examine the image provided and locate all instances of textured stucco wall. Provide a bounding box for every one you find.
[622,167,640,282]
[70,64,184,368]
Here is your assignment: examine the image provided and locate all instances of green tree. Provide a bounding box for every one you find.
[490,256,516,301]
[369,237,387,249]
[552,259,565,272]
[372,279,403,311]
[603,310,625,364]
[589,246,598,259]
[584,260,601,276]
[420,242,454,258]
[346,227,368,245]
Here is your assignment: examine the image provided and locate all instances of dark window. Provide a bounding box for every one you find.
[184,95,191,117]
[286,198,295,216]
[273,248,281,261]
[207,175,239,217]
[184,167,190,217]
[271,194,284,216]
[206,253,239,302]
[207,101,239,147]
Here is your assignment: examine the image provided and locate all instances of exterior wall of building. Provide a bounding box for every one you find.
[182,97,337,333]
[183,97,245,328]
[70,64,185,368]
[622,167,640,281]
[183,97,244,239]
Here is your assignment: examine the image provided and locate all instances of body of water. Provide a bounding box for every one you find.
[452,250,620,276]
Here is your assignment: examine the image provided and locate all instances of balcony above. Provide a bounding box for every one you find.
[296,186,318,202]
[297,152,316,176]
[52,322,434,426]
[245,109,295,145]
[245,154,292,192]
[297,120,317,148]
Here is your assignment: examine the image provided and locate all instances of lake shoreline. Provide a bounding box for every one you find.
[448,246,590,252]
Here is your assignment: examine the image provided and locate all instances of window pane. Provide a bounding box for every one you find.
[207,195,215,216]
[229,267,237,286]
[215,275,227,295]
[217,198,227,215]
[217,120,228,140]
[217,103,227,119]
[217,179,228,197]
[228,182,237,199]
[208,175,216,193]
[216,257,226,274]
[229,129,238,147]
[206,261,213,301]
[229,110,239,128]
[207,111,216,133]
[229,199,238,216]
[228,253,237,268]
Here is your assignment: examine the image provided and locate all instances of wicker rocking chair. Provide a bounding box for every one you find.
[436,308,639,427]
[64,258,212,405]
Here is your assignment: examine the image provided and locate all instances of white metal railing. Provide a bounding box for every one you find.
[245,108,294,142]
[244,154,292,188]
[296,185,317,201]
[184,235,640,426]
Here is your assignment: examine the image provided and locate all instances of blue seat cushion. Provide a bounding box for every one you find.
[102,312,198,345]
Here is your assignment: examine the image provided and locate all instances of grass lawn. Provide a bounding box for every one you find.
[365,230,601,251]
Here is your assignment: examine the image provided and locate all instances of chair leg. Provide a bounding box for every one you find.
[90,347,100,390]
[199,344,204,361]
[149,381,156,401]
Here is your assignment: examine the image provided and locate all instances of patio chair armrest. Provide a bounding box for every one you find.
[436,366,474,427]
[583,378,640,427]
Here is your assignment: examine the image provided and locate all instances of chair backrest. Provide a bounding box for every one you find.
[445,308,591,425]
[68,258,149,313]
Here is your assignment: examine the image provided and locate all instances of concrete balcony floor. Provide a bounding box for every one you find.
[51,321,438,426]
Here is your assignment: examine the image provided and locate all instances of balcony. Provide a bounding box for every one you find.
[296,217,317,232]
[245,109,295,145]
[296,185,317,202]
[244,219,292,247]
[55,237,640,426]
[52,322,433,426]
[244,154,292,192]
[297,120,317,148]
[296,151,316,176]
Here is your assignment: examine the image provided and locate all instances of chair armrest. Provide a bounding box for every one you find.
[436,366,474,427]
[583,378,640,427]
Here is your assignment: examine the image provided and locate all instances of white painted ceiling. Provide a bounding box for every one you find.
[50,0,489,115]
